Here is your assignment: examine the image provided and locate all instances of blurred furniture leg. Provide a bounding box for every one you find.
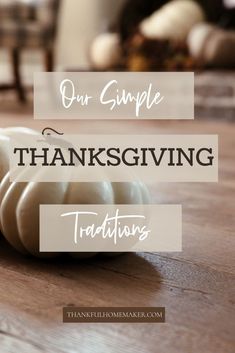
[11,49,26,102]
[45,49,54,72]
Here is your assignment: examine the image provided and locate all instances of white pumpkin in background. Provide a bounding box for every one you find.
[0,128,150,258]
[188,23,235,67]
[90,32,122,70]
[140,0,205,41]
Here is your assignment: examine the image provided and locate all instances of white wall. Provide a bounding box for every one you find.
[56,0,125,69]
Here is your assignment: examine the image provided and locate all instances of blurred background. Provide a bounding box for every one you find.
[0,0,234,120]
[0,0,125,83]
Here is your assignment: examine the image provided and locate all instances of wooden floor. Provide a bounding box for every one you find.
[0,118,234,353]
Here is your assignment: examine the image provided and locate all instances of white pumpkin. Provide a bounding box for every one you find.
[188,23,235,67]
[0,127,39,232]
[90,32,122,70]
[140,0,205,41]
[0,127,38,181]
[0,134,9,182]
[0,128,150,258]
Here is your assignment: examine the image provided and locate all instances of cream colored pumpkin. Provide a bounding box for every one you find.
[0,128,150,258]
[0,134,9,182]
[0,127,39,232]
[140,0,205,41]
[90,33,122,70]
[0,126,39,182]
[188,23,235,68]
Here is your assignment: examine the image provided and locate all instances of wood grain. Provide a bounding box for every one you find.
[0,118,234,353]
